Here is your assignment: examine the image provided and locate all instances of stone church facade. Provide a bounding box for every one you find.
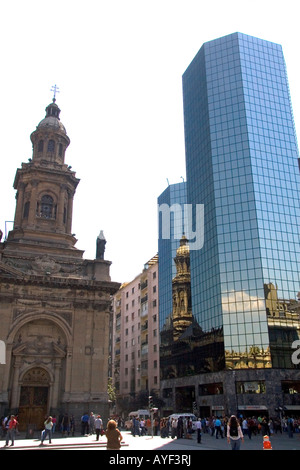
[0,98,120,430]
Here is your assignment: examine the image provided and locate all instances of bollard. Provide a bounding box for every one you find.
[263,435,272,450]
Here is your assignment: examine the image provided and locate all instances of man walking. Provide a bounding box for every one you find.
[215,417,223,439]
[196,418,202,443]
[5,415,18,447]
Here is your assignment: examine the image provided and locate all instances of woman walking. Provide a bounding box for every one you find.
[227,415,244,450]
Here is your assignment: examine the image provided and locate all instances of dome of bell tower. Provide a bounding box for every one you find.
[30,97,70,164]
[36,99,67,134]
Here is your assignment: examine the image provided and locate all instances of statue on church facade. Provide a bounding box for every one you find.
[96,230,106,260]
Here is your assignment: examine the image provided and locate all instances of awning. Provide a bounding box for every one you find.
[238,405,268,410]
[283,405,300,410]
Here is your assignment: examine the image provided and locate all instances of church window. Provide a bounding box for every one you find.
[38,140,44,152]
[23,201,30,219]
[47,140,55,152]
[40,195,55,219]
[59,143,63,157]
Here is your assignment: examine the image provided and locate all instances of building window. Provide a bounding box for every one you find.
[198,383,224,395]
[281,381,300,394]
[236,381,266,394]
[38,140,44,152]
[38,195,55,219]
[23,201,30,219]
[47,140,55,152]
[59,143,63,157]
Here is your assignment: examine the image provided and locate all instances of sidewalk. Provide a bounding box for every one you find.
[0,429,299,451]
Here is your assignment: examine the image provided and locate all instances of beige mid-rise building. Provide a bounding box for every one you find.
[112,255,159,413]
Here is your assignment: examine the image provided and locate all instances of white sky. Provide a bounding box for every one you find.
[1,0,300,283]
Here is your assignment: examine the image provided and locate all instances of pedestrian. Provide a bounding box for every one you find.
[177,416,183,439]
[287,416,294,438]
[81,413,89,435]
[171,418,177,439]
[89,412,95,435]
[95,415,103,441]
[242,418,249,438]
[154,417,160,436]
[132,416,140,436]
[5,415,18,447]
[196,418,202,443]
[105,419,123,450]
[69,415,75,436]
[52,415,57,433]
[61,413,69,436]
[215,417,223,439]
[227,415,244,450]
[41,416,53,445]
[140,418,146,436]
[146,417,152,435]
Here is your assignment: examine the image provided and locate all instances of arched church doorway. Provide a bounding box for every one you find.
[18,367,50,431]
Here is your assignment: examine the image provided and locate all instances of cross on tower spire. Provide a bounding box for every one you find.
[51,84,60,102]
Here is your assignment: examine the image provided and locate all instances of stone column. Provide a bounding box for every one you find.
[10,358,22,409]
[52,359,62,409]
[57,185,67,231]
[66,190,74,234]
[14,182,26,228]
[28,180,39,226]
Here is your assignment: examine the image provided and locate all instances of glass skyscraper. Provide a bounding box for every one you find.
[183,32,300,370]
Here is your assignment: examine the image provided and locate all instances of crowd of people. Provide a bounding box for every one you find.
[0,412,123,449]
[124,413,300,443]
[1,412,299,448]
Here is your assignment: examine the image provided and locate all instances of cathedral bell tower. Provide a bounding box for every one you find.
[172,234,193,341]
[7,97,82,257]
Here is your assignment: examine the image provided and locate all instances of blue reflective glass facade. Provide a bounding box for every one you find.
[158,182,187,330]
[183,33,300,369]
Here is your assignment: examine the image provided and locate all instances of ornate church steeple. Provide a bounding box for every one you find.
[7,94,81,257]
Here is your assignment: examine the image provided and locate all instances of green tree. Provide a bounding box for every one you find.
[107,377,116,404]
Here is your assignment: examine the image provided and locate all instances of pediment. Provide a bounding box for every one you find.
[12,340,66,358]
[0,261,24,278]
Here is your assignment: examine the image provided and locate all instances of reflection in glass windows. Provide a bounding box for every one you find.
[236,381,266,394]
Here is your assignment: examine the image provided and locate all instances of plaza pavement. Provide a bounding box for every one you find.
[0,429,299,451]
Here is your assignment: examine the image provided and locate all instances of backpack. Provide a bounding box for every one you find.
[230,425,238,437]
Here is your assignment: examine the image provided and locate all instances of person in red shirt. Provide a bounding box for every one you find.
[5,415,18,447]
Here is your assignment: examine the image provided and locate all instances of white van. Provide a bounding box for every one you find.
[168,413,198,431]
[125,409,150,430]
